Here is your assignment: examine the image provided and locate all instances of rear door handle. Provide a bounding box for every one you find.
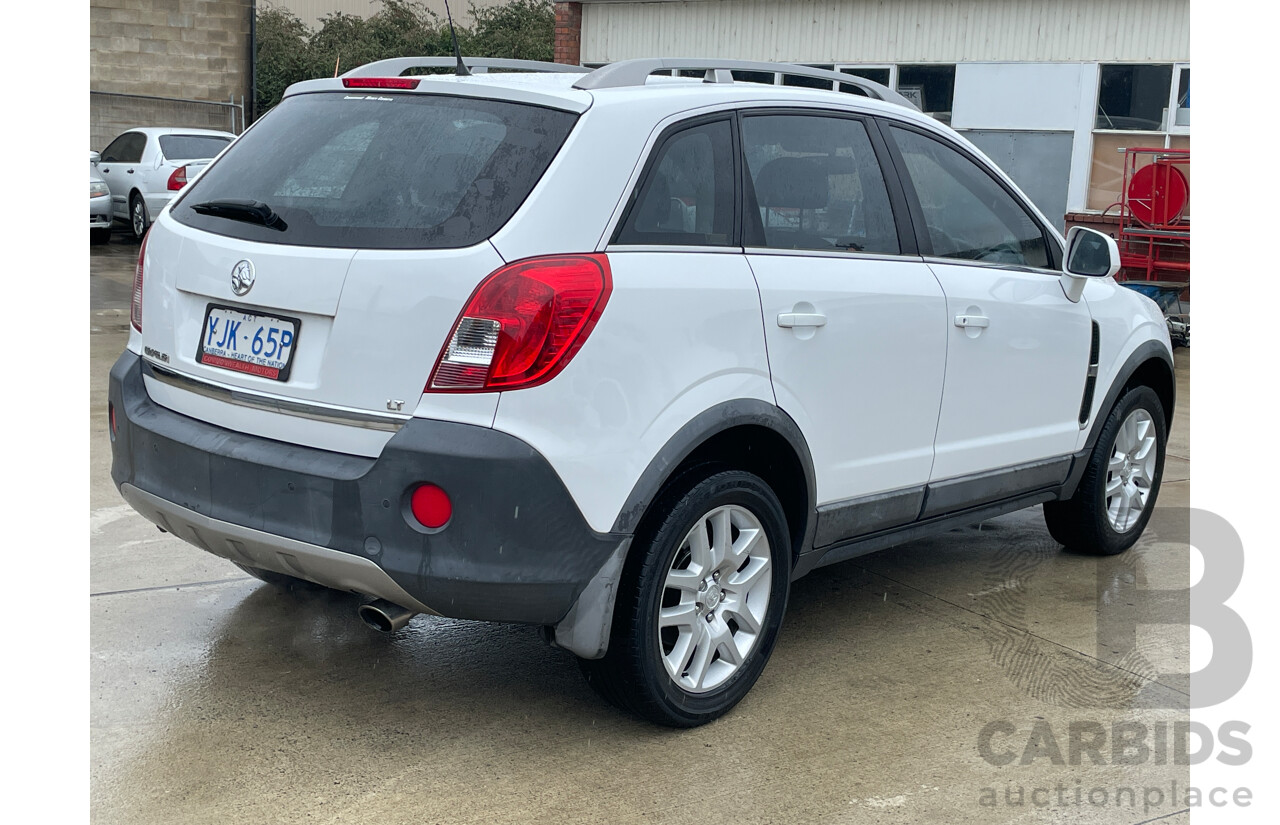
[778,312,827,328]
[954,314,990,329]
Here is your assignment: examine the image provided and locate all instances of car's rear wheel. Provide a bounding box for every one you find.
[1044,385,1167,555]
[579,469,791,727]
[130,194,149,241]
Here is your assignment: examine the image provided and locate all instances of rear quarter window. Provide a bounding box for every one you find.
[171,93,577,250]
[159,135,232,160]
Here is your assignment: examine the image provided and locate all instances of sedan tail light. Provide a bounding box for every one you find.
[131,233,147,332]
[166,165,188,191]
[427,254,612,392]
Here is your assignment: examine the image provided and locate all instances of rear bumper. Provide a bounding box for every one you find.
[108,352,628,628]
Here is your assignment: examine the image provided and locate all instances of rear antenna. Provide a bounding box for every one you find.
[443,0,471,77]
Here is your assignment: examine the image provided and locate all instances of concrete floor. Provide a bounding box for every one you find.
[91,233,1192,824]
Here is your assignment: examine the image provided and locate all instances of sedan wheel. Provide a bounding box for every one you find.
[131,197,149,241]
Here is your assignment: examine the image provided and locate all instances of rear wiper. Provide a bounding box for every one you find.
[191,199,288,231]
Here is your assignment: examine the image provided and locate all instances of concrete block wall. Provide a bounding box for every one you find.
[90,0,252,144]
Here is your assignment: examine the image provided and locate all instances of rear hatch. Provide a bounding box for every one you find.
[142,89,579,454]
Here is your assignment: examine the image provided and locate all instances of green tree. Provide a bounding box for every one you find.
[254,5,312,114]
[253,0,556,116]
[469,0,554,62]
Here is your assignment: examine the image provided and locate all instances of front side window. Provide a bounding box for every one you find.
[614,119,735,246]
[889,126,1049,269]
[741,114,899,254]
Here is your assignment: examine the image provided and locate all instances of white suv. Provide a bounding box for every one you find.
[108,58,1174,727]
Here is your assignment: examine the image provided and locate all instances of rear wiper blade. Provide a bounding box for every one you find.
[190,199,288,231]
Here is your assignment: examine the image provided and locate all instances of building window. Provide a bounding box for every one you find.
[1096,64,1174,131]
[1087,64,1190,212]
[1174,67,1190,129]
[731,70,777,85]
[897,65,956,124]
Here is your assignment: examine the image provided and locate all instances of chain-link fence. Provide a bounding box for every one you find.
[90,92,246,152]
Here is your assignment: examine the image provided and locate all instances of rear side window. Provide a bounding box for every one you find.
[888,126,1049,268]
[614,119,735,246]
[159,134,232,160]
[741,114,899,254]
[172,93,577,249]
[103,132,146,163]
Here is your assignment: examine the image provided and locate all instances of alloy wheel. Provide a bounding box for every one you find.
[658,504,773,693]
[1105,408,1158,532]
[132,200,146,238]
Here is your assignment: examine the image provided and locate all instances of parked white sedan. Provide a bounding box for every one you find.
[95,127,235,241]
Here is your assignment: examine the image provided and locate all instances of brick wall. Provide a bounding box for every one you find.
[90,0,253,146]
[553,2,582,66]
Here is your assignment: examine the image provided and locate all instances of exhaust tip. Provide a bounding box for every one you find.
[358,599,417,633]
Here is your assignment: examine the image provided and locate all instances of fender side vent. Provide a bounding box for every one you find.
[1078,322,1101,426]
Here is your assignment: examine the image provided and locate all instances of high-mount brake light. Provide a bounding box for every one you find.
[427,254,612,393]
[341,77,421,90]
[131,232,148,332]
[166,165,188,191]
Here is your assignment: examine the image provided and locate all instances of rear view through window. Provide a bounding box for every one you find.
[171,93,577,249]
[159,134,232,160]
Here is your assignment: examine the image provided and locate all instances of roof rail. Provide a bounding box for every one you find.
[571,58,919,111]
[343,56,585,77]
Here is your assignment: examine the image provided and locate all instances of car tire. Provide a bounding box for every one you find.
[130,193,149,242]
[91,227,110,245]
[231,561,327,593]
[579,469,791,727]
[1043,385,1167,555]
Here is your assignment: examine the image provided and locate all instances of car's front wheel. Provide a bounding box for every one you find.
[130,194,149,241]
[579,469,791,727]
[1044,385,1167,555]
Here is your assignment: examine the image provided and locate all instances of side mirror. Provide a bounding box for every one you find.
[89,151,101,165]
[1060,226,1120,302]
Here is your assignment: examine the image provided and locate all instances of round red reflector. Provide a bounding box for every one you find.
[410,484,452,529]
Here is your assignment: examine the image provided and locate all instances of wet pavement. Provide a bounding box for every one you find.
[91,238,1192,824]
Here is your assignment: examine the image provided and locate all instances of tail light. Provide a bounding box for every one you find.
[427,254,612,392]
[131,233,147,332]
[166,165,188,191]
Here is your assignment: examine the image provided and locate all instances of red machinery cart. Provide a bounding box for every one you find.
[1107,146,1190,346]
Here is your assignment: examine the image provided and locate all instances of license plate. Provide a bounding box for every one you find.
[197,305,301,381]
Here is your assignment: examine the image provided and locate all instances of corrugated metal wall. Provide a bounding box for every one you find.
[581,0,1190,64]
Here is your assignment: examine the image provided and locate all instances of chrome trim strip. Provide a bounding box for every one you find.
[144,362,409,433]
[120,484,438,615]
[604,244,741,254]
[745,246,925,264]
[921,256,1063,278]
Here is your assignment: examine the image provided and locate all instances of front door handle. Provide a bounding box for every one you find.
[778,312,827,328]
[126,169,134,174]
[954,314,990,329]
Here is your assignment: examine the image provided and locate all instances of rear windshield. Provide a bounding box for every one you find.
[159,134,232,160]
[171,92,578,249]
